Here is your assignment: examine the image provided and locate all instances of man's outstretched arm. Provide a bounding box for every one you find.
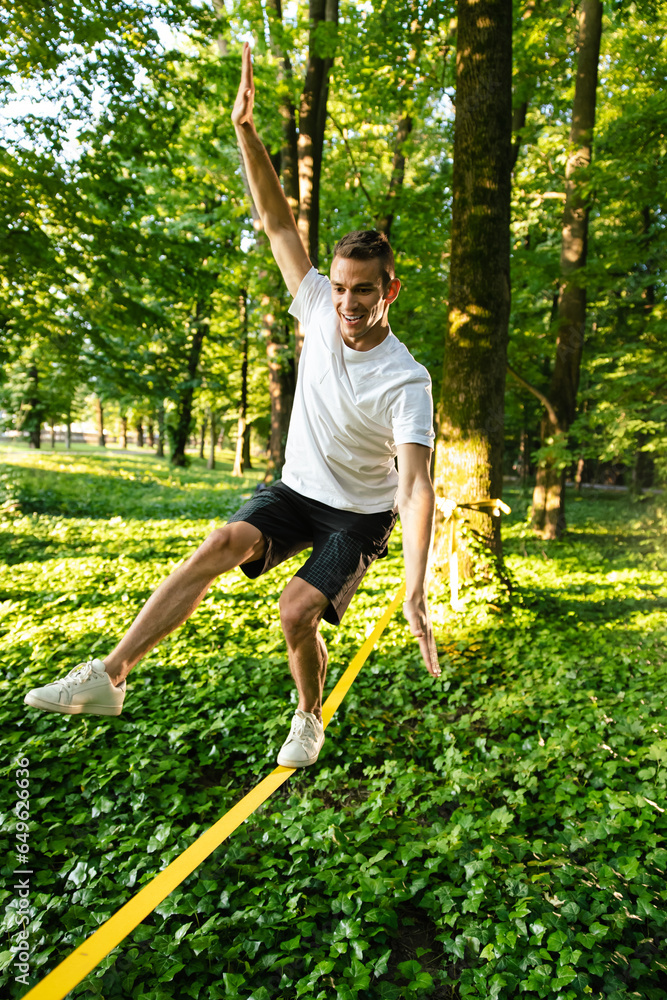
[396,442,440,678]
[232,42,311,297]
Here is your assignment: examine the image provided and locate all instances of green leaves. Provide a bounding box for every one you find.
[397,959,433,991]
[1,453,666,999]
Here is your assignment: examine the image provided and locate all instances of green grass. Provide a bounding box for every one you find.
[0,442,265,521]
[0,444,666,999]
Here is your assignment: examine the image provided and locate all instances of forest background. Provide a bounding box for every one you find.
[1,0,665,513]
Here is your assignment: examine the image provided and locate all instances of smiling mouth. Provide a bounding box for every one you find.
[342,314,363,325]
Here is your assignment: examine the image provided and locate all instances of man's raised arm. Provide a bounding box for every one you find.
[232,42,311,297]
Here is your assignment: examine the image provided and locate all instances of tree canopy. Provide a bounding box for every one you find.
[0,0,664,501]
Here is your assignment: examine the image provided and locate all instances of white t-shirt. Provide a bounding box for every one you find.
[281,267,434,513]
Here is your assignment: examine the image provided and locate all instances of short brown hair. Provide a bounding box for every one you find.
[332,230,396,291]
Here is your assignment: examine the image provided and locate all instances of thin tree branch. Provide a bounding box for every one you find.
[328,112,375,211]
[507,362,561,432]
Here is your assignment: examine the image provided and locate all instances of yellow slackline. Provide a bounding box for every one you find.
[435,496,511,610]
[22,583,407,1000]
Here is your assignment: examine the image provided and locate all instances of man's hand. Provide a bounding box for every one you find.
[403,597,440,677]
[232,41,255,128]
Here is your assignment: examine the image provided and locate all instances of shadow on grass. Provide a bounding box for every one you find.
[0,529,207,565]
[513,585,666,623]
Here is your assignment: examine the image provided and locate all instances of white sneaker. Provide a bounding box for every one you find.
[277,710,325,768]
[24,658,125,716]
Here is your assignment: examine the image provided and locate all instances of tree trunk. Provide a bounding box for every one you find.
[234,2,332,451]
[511,100,529,172]
[207,410,216,470]
[94,396,105,447]
[293,0,338,360]
[50,421,56,449]
[24,364,42,449]
[269,9,300,461]
[147,417,155,449]
[233,6,298,478]
[157,401,165,458]
[199,417,207,459]
[531,0,602,538]
[120,415,128,449]
[135,420,144,448]
[266,0,300,217]
[630,206,656,494]
[170,303,208,467]
[297,0,339,267]
[265,310,295,481]
[233,289,251,477]
[66,410,72,450]
[633,449,653,493]
[518,415,531,487]
[432,0,512,580]
[243,426,251,470]
[641,206,656,316]
[531,417,567,536]
[375,115,413,239]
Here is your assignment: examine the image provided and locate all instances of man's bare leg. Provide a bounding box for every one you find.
[278,577,330,722]
[103,522,265,685]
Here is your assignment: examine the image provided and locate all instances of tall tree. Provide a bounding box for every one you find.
[169,301,211,466]
[233,289,252,476]
[291,0,339,360]
[233,1,339,471]
[531,0,603,537]
[432,0,513,577]
[262,0,300,477]
[321,0,455,404]
[297,0,339,268]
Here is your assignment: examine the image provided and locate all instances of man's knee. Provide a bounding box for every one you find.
[195,522,263,571]
[200,526,231,559]
[279,582,328,642]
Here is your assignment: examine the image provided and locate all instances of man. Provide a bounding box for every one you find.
[24,44,439,768]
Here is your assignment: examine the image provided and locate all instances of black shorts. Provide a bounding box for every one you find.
[227,481,397,625]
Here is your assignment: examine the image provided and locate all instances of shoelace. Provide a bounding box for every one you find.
[290,716,307,739]
[290,714,319,742]
[57,660,96,688]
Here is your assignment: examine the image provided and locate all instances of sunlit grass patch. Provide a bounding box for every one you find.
[0,442,264,521]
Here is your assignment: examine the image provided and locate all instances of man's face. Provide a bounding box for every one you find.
[330,256,400,351]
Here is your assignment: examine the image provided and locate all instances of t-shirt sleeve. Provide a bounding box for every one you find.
[288,267,333,327]
[390,377,435,449]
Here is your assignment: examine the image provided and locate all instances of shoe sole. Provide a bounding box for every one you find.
[277,741,324,768]
[276,754,320,767]
[24,694,123,717]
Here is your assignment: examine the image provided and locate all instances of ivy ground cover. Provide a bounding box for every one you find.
[1,444,666,1000]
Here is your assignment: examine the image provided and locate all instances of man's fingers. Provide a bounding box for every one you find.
[403,600,440,677]
[232,43,255,127]
[418,622,440,677]
[241,41,253,84]
[425,628,440,677]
